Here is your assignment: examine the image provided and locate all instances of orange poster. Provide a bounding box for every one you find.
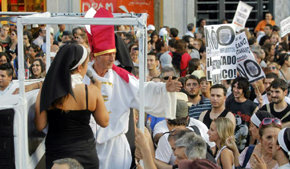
[81,0,154,25]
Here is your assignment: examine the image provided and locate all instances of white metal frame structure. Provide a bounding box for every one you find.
[14,12,147,169]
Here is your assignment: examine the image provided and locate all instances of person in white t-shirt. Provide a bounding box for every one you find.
[0,63,13,95]
[155,100,214,168]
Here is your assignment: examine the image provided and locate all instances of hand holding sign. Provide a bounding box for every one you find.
[251,80,264,107]
[232,1,253,32]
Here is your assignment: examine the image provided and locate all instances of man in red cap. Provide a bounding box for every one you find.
[84,7,182,169]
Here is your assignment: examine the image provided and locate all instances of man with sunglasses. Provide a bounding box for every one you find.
[154,100,213,169]
[184,75,211,119]
[160,67,178,81]
[260,78,290,127]
[151,67,183,144]
[148,66,178,134]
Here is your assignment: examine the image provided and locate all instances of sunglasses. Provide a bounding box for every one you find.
[0,59,7,63]
[163,76,177,80]
[260,118,282,128]
[269,66,277,70]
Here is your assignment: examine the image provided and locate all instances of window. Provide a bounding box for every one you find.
[196,0,274,31]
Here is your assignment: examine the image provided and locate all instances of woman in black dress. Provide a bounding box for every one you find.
[34,43,109,169]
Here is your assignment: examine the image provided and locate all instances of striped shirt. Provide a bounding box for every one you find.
[189,96,212,119]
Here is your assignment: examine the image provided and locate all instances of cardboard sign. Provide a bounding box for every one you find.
[232,1,253,32]
[280,16,290,37]
[235,32,265,82]
[80,0,155,25]
[205,24,237,84]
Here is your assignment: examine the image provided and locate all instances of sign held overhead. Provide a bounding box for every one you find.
[205,24,237,84]
[235,32,265,82]
[232,1,253,32]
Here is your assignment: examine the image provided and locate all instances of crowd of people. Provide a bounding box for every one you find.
[0,8,289,169]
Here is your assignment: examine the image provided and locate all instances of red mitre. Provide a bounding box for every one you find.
[85,7,116,57]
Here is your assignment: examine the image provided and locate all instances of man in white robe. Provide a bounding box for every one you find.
[84,7,182,169]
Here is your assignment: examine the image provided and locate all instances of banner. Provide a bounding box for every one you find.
[280,16,290,37]
[235,32,265,82]
[205,24,237,84]
[80,0,155,25]
[232,1,253,32]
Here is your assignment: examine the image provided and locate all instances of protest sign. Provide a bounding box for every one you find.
[205,24,237,84]
[280,16,290,37]
[235,32,265,82]
[232,1,253,32]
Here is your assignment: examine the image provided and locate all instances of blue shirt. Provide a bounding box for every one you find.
[188,96,211,119]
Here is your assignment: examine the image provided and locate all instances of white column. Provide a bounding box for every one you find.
[163,0,196,37]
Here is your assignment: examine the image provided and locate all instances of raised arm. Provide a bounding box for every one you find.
[13,81,43,94]
[226,136,240,167]
[135,128,157,169]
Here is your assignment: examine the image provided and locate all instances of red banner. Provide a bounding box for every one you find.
[80,0,154,25]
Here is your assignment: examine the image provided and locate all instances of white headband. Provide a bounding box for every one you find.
[251,113,261,127]
[278,128,289,153]
[70,45,88,70]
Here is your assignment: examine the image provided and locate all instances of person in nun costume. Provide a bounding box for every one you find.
[272,128,290,169]
[84,7,182,169]
[34,43,109,169]
[253,127,290,169]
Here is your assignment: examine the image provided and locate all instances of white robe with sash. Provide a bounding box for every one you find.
[84,62,176,169]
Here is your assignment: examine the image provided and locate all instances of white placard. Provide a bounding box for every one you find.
[205,24,237,84]
[236,32,265,82]
[280,16,290,37]
[232,1,253,32]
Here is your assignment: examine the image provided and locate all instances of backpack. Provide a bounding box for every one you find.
[266,104,290,121]
[241,145,255,168]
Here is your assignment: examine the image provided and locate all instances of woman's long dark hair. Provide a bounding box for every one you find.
[172,40,187,72]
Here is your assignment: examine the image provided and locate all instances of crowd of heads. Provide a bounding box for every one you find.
[0,23,92,93]
[132,13,290,169]
[0,11,289,168]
